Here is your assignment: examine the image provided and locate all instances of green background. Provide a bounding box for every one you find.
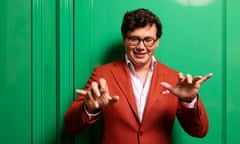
[0,0,239,143]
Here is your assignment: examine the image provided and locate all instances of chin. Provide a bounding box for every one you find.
[134,60,148,66]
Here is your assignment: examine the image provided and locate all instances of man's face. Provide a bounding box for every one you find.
[123,24,160,69]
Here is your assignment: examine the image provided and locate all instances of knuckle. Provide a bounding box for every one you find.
[91,81,98,88]
[99,78,106,83]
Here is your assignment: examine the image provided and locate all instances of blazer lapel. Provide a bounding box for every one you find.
[141,62,167,122]
[110,60,140,123]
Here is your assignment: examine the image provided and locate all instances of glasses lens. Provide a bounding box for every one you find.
[127,37,139,46]
[144,38,155,47]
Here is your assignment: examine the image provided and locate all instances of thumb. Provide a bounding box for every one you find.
[109,96,119,106]
[76,89,87,96]
[112,95,119,101]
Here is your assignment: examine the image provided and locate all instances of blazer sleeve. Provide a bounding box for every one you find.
[64,68,102,134]
[64,95,100,134]
[176,96,209,137]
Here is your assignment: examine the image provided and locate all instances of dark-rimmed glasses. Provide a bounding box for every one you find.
[126,36,158,47]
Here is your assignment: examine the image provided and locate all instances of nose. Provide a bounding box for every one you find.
[136,40,145,49]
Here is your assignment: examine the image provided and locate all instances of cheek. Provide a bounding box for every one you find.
[124,44,134,53]
[148,42,159,53]
[147,47,157,53]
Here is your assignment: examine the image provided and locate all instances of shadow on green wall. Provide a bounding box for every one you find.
[101,40,125,64]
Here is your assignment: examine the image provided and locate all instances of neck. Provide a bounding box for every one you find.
[134,63,150,73]
[134,62,151,85]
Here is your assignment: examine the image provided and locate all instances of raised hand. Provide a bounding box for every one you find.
[160,73,212,102]
[76,78,119,113]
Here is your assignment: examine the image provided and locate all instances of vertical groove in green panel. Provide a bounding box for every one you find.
[56,0,61,142]
[42,0,57,143]
[32,0,43,143]
[57,0,74,143]
[222,0,227,143]
[90,0,94,68]
[32,0,57,143]
[89,1,95,143]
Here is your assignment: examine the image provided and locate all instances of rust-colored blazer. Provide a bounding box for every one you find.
[64,59,209,144]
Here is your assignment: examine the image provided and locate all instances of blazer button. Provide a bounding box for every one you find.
[139,131,143,136]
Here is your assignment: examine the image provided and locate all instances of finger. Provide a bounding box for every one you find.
[76,89,88,96]
[193,76,202,80]
[98,95,119,108]
[160,82,173,91]
[178,72,184,82]
[98,92,110,106]
[99,78,109,95]
[91,81,101,97]
[184,74,192,84]
[192,76,202,83]
[108,96,119,106]
[204,73,213,80]
[197,73,213,85]
[87,90,99,108]
[87,89,95,101]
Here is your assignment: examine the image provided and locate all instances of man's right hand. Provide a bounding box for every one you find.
[76,78,119,113]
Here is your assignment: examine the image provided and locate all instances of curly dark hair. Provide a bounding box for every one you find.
[121,8,162,39]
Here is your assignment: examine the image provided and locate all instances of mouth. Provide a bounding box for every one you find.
[133,51,146,58]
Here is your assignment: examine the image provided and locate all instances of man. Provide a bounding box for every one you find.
[64,8,212,144]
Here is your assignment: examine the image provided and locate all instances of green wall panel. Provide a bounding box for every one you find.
[226,0,240,143]
[57,0,74,143]
[0,0,31,143]
[158,1,223,144]
[0,0,58,143]
[32,0,57,143]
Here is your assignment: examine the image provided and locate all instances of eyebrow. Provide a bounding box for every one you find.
[127,35,156,39]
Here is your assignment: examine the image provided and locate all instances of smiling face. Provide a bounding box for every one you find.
[123,24,160,70]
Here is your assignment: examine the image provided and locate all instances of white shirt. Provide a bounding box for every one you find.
[125,55,156,122]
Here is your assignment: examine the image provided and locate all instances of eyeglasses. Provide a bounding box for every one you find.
[126,36,158,47]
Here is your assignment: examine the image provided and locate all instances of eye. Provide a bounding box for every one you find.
[144,38,154,43]
[128,37,139,42]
